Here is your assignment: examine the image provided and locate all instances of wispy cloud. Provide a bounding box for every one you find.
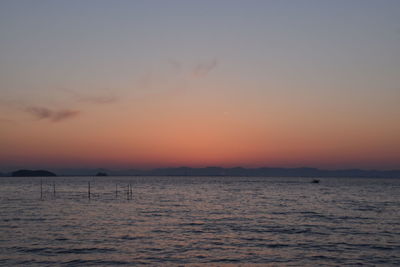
[167,59,182,71]
[193,58,218,77]
[26,107,81,122]
[62,89,118,104]
[0,118,15,124]
[78,95,118,104]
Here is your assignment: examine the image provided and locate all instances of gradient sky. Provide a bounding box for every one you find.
[1,0,399,170]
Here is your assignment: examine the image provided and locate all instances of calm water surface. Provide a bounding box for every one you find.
[0,176,399,266]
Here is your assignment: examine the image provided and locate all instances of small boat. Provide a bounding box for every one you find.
[311,179,320,184]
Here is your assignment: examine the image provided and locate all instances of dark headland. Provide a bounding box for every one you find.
[11,169,57,177]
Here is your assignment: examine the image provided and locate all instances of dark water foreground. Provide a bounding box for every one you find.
[0,176,399,266]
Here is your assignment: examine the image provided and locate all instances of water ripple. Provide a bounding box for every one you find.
[0,176,399,266]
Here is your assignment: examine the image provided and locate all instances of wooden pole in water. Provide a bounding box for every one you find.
[53,181,56,198]
[88,181,91,200]
[40,179,43,200]
[130,184,133,199]
[115,183,118,199]
[127,184,129,200]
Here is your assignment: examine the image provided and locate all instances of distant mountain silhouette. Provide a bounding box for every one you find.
[138,167,400,178]
[3,167,399,178]
[11,169,57,177]
[57,167,400,178]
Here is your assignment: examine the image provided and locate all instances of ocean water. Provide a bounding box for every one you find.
[0,176,399,266]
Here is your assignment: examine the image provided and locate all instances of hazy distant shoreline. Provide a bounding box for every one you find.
[3,167,400,178]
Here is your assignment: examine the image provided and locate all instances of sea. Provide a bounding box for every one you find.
[0,176,399,266]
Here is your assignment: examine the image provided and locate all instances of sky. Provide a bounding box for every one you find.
[0,0,399,171]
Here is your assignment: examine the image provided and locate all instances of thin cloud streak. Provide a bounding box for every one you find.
[78,95,118,104]
[193,58,218,77]
[26,107,81,122]
[62,89,118,104]
[0,118,15,124]
[167,59,182,71]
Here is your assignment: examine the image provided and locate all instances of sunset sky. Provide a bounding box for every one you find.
[1,0,399,170]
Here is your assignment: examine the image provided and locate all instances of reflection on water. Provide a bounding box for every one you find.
[0,176,400,266]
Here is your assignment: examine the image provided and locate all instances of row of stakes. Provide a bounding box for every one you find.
[39,180,133,200]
